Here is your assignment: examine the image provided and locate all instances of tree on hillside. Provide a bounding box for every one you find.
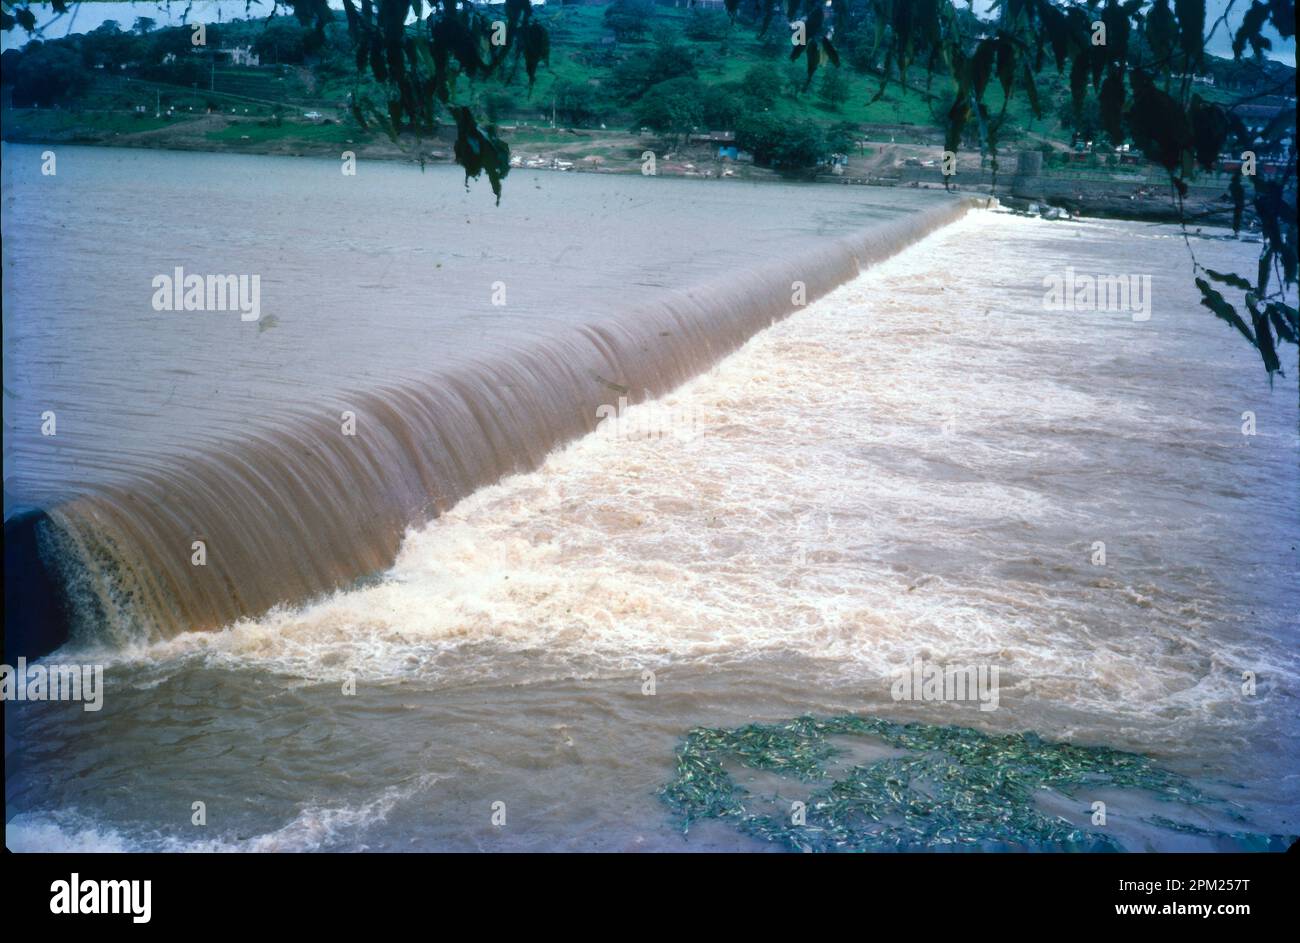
[633,76,706,147]
[79,19,132,70]
[9,42,90,107]
[827,121,860,156]
[553,79,603,127]
[701,84,743,129]
[684,8,730,42]
[611,31,697,99]
[604,0,656,43]
[817,66,849,111]
[1055,88,1104,144]
[145,24,198,66]
[253,18,308,65]
[737,111,828,171]
[740,62,782,109]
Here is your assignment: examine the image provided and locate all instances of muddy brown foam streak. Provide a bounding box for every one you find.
[15,199,976,656]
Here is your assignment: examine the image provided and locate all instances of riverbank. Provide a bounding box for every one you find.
[1,105,1247,227]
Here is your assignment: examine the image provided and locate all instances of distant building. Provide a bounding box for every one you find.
[219,46,261,67]
[690,130,736,144]
[1235,100,1296,156]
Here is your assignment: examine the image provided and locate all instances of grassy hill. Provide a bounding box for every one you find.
[0,4,1272,185]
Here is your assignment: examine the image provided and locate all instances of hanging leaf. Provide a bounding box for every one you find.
[1100,66,1125,144]
[1268,0,1295,39]
[1174,0,1206,64]
[803,40,822,90]
[1146,0,1177,60]
[1229,170,1245,234]
[1196,277,1256,346]
[1022,62,1042,119]
[1203,268,1253,291]
[1189,95,1230,170]
[1266,302,1299,344]
[1246,295,1282,376]
[995,36,1016,99]
[522,21,550,90]
[1039,3,1070,72]
[822,38,840,68]
[1126,75,1191,171]
[1069,53,1089,119]
[451,106,511,205]
[1089,40,1107,89]
[945,92,972,154]
[1233,1,1273,58]
[1100,0,1131,63]
[972,38,997,101]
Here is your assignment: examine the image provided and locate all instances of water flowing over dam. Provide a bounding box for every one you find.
[2,144,973,654]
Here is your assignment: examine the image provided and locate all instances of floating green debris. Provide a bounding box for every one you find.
[659,715,1273,853]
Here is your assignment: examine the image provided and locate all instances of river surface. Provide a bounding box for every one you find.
[3,145,1297,852]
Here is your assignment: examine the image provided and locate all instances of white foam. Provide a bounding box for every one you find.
[7,774,441,853]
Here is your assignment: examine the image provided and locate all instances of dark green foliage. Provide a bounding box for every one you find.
[1125,73,1191,171]
[632,76,705,145]
[817,67,849,111]
[851,0,1296,378]
[826,120,859,155]
[1197,277,1257,345]
[451,105,509,205]
[1189,95,1231,171]
[1235,1,1275,57]
[611,33,697,100]
[334,1,542,194]
[700,85,744,130]
[8,42,90,108]
[551,80,602,127]
[604,0,656,43]
[1145,0,1178,60]
[739,62,783,109]
[684,9,730,43]
[521,21,549,90]
[1098,65,1125,144]
[737,111,828,171]
[252,18,309,65]
[1174,0,1206,65]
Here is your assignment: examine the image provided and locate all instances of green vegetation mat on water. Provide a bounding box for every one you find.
[660,715,1290,852]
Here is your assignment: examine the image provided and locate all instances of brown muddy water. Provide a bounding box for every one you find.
[2,144,1296,851]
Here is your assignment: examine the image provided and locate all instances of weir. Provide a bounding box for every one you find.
[5,197,975,657]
